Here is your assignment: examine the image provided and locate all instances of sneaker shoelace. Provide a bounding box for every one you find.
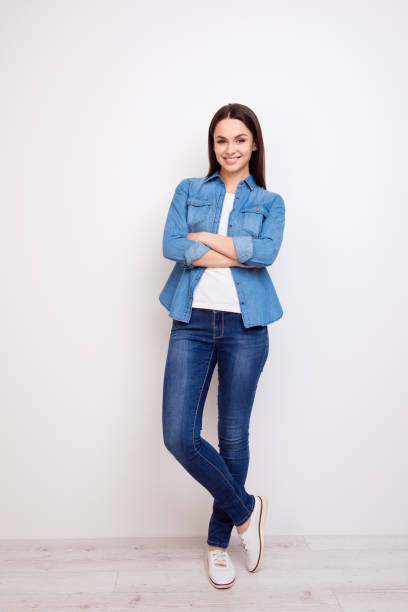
[211,549,228,567]
[239,534,248,552]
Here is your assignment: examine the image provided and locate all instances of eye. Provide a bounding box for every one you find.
[216,139,246,144]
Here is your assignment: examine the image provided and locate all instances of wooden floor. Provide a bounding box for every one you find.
[0,535,407,611]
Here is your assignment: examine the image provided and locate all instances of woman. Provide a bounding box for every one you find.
[159,103,285,589]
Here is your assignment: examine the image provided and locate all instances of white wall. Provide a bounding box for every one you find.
[1,0,407,538]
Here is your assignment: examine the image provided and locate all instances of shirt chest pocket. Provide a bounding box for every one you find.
[186,197,212,229]
[240,206,269,237]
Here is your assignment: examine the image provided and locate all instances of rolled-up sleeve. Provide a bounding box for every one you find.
[232,194,285,267]
[162,178,211,269]
[184,240,211,266]
[232,235,253,263]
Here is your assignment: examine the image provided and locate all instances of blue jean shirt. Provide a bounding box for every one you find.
[158,169,285,328]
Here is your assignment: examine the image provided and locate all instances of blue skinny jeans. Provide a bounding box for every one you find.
[162,307,269,549]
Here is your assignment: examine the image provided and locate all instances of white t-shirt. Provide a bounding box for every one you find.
[192,192,241,313]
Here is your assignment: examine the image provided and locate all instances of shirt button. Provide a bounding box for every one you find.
[195,277,199,280]
[236,196,239,199]
[241,301,244,304]
[229,224,232,227]
[236,281,239,285]
[218,205,221,208]
[189,296,192,299]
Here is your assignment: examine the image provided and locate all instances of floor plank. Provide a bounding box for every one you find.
[0,536,407,612]
[335,589,408,612]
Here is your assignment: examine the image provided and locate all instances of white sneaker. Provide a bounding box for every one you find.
[205,548,236,588]
[237,495,268,572]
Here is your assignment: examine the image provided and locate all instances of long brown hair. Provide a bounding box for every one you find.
[207,103,266,189]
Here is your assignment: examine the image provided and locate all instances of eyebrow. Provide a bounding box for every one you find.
[215,133,248,138]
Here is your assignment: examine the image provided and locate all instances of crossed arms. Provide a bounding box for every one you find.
[162,179,285,270]
[186,232,260,268]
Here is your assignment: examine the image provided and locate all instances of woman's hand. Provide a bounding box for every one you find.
[236,262,263,268]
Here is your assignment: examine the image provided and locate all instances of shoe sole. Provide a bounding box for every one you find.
[249,495,268,573]
[204,552,236,589]
[208,575,236,589]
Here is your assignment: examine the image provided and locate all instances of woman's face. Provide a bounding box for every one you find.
[213,118,257,177]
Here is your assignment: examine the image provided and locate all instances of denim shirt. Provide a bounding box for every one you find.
[158,168,285,328]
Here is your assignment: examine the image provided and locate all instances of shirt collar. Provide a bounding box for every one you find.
[203,168,256,191]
